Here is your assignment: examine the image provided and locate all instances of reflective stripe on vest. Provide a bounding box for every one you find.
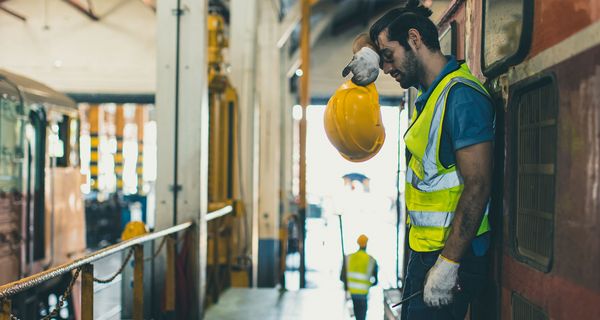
[404,63,491,252]
[346,250,375,295]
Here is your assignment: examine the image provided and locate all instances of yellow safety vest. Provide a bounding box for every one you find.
[404,62,491,252]
[346,250,376,295]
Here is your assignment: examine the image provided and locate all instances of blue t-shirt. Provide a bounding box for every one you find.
[413,56,494,256]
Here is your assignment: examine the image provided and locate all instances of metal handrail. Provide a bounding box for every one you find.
[206,204,233,221]
[0,221,193,299]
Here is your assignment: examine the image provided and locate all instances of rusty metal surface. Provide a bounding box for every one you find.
[0,191,21,286]
[501,41,600,320]
[0,221,192,299]
[552,44,600,290]
[502,253,600,319]
[465,0,485,81]
[45,167,87,266]
[529,0,600,58]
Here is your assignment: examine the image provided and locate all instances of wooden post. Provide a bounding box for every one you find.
[0,299,11,320]
[298,0,310,290]
[165,237,176,312]
[133,245,144,320]
[81,264,94,320]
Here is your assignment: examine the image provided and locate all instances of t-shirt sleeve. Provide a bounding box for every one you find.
[444,84,495,151]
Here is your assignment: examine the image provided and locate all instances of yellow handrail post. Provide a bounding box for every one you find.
[81,264,94,320]
[0,299,11,320]
[165,236,176,312]
[133,244,144,320]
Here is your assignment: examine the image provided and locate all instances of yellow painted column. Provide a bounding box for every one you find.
[89,105,101,191]
[115,105,125,191]
[135,105,147,194]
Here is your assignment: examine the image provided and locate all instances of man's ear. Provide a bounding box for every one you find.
[407,28,421,50]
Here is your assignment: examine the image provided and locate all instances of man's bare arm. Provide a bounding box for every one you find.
[441,142,493,262]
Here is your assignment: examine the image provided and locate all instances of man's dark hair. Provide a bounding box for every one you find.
[369,0,440,51]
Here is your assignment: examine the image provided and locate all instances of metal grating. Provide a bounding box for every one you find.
[512,292,548,320]
[515,79,557,269]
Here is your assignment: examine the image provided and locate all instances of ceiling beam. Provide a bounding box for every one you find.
[63,0,99,21]
[0,0,26,21]
[140,0,156,12]
[277,0,322,49]
[286,3,336,78]
[276,0,301,48]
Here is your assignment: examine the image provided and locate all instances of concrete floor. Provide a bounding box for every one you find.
[91,253,123,320]
[205,288,350,320]
[205,287,384,320]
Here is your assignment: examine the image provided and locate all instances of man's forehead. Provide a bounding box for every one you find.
[377,30,392,49]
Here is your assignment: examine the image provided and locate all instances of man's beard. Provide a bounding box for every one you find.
[398,49,420,89]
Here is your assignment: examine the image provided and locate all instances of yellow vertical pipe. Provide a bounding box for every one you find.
[0,299,11,320]
[135,106,147,193]
[165,237,176,311]
[298,0,310,289]
[81,264,94,320]
[89,105,100,190]
[133,245,144,320]
[115,106,125,191]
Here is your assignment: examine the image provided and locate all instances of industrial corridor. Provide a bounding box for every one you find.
[1,0,600,319]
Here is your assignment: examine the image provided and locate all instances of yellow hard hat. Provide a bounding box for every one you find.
[324,80,385,162]
[121,221,148,241]
[357,234,369,248]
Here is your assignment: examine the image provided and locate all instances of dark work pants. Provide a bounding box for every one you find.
[400,249,488,320]
[351,294,368,320]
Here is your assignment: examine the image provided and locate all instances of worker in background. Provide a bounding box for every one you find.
[340,234,378,320]
[286,214,300,271]
[342,1,493,319]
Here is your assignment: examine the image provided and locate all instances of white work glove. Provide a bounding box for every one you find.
[341,47,380,86]
[423,255,460,307]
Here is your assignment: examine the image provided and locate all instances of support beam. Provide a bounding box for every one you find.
[0,1,26,21]
[81,264,94,320]
[63,0,99,21]
[298,0,310,289]
[286,3,336,78]
[140,0,156,12]
[156,0,209,317]
[276,0,300,48]
[255,0,283,288]
[230,0,259,287]
[276,0,324,49]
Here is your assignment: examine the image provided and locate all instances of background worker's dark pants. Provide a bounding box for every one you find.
[351,294,368,320]
[400,249,488,320]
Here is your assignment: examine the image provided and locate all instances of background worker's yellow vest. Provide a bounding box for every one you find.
[346,250,375,295]
[404,63,490,252]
